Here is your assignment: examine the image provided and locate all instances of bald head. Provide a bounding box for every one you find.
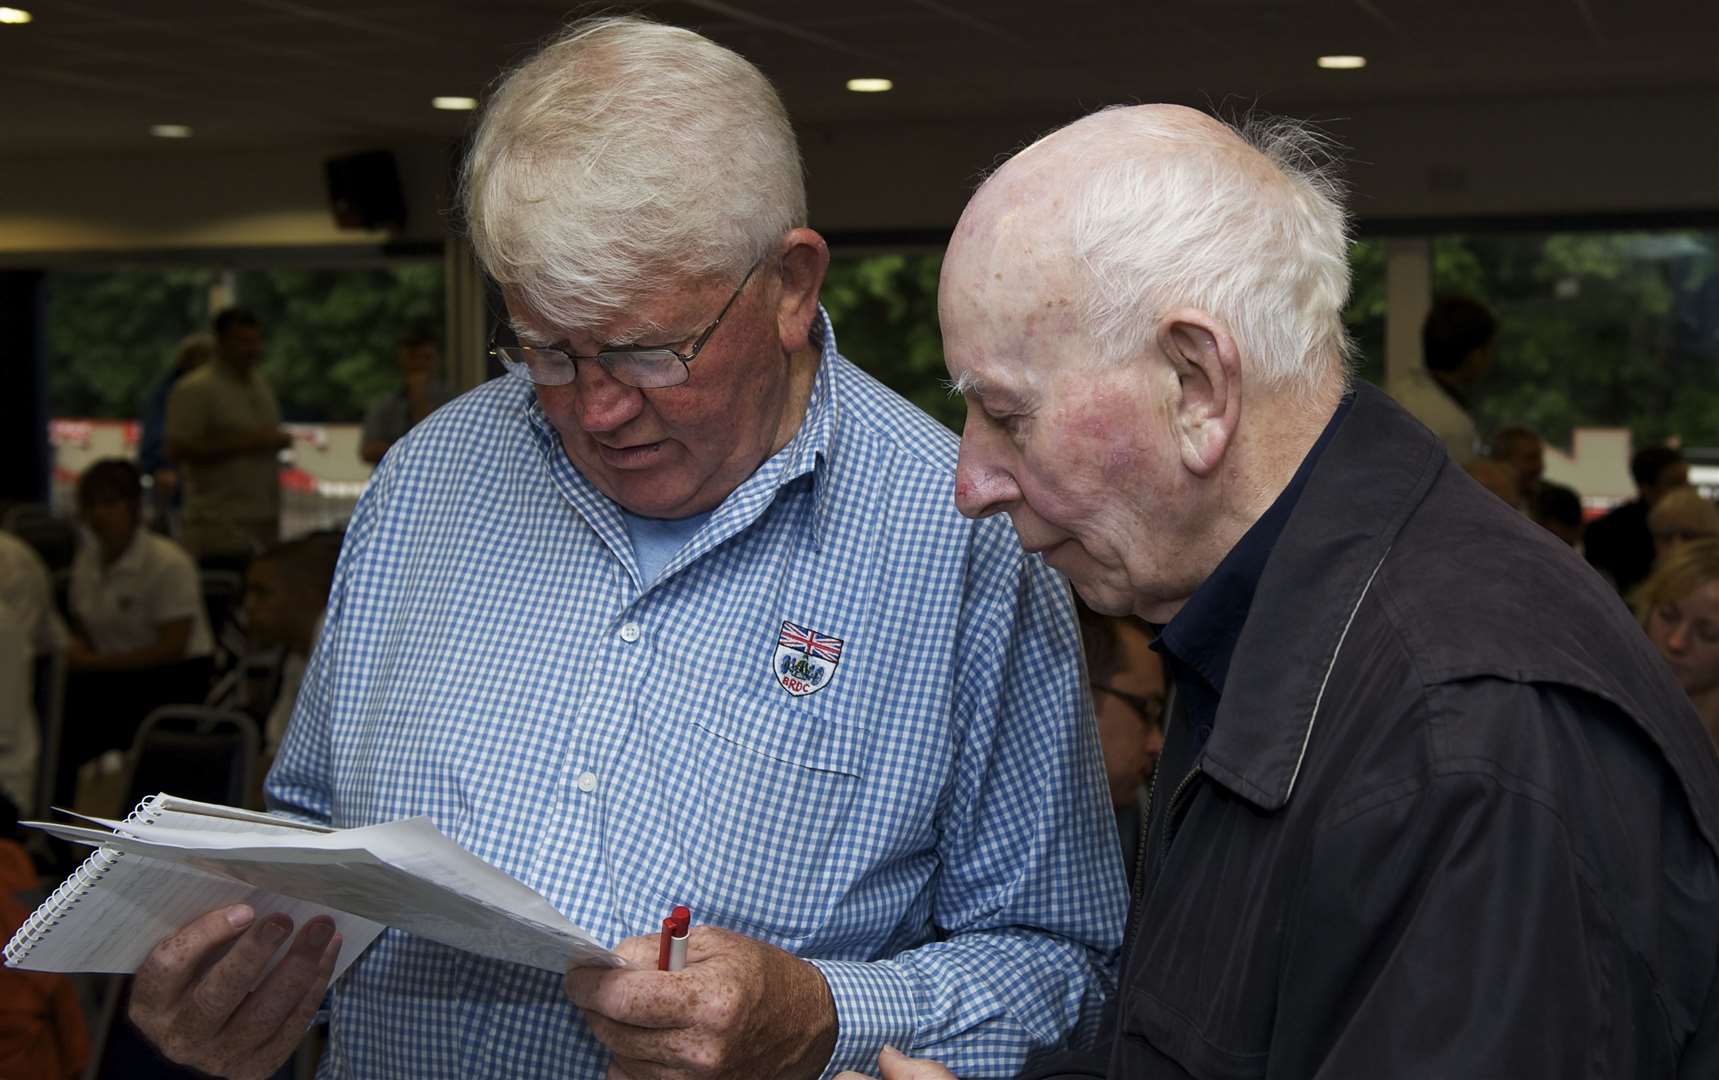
[941,105,1355,621]
[944,104,1352,402]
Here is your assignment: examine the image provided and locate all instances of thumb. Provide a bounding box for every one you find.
[878,1044,958,1080]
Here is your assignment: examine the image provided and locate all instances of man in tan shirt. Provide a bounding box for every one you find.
[165,308,290,564]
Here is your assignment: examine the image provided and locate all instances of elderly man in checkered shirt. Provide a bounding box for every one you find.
[124,16,1127,1080]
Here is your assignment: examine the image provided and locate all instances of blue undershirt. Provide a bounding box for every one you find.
[620,508,714,585]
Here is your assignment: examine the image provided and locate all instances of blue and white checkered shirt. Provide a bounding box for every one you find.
[268,310,1127,1079]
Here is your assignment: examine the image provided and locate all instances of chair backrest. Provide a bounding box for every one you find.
[30,649,64,819]
[121,706,259,810]
[199,569,245,632]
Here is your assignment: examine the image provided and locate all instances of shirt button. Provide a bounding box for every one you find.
[576,772,598,793]
[619,622,641,643]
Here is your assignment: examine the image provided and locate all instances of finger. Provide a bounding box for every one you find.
[133,905,257,1012]
[878,1044,959,1080]
[609,1053,691,1080]
[567,967,696,1029]
[832,1073,878,1080]
[608,932,660,969]
[245,932,340,1078]
[585,1011,704,1065]
[173,913,296,1043]
[587,1011,694,1066]
[220,920,338,1050]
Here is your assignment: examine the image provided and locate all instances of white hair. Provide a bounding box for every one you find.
[460,16,805,332]
[1049,107,1354,396]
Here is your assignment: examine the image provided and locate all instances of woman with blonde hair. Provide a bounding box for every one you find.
[1635,538,1719,752]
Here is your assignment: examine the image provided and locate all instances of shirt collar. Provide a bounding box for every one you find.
[83,526,147,576]
[1156,393,1354,702]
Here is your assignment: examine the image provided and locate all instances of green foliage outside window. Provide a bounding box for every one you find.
[819,252,962,431]
[44,263,443,423]
[45,269,217,419]
[1433,232,1719,449]
[43,232,1719,451]
[234,264,443,422]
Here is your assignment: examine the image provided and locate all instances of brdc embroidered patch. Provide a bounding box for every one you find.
[773,619,844,697]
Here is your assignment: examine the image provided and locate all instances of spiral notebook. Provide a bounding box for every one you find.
[5,793,385,976]
[6,793,621,975]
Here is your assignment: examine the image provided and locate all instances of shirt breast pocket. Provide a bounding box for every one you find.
[670,687,870,944]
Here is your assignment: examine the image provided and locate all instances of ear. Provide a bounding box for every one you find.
[1154,308,1242,477]
[775,227,831,351]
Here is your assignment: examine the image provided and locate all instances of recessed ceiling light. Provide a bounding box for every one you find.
[1317,55,1367,70]
[433,96,478,111]
[150,124,193,139]
[0,7,32,24]
[846,77,893,93]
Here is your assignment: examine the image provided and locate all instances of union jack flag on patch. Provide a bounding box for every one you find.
[773,619,844,697]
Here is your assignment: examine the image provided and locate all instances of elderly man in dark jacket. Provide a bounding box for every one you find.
[839,104,1719,1080]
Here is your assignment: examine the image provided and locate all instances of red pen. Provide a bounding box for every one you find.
[657,905,690,972]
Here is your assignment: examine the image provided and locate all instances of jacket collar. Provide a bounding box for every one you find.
[1197,381,1445,811]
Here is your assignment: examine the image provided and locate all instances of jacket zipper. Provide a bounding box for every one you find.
[1120,759,1201,963]
[1118,552,1391,978]
[1119,761,1160,963]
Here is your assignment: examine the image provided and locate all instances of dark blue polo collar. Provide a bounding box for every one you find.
[1155,394,1354,741]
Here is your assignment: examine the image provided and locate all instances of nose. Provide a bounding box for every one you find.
[570,359,645,434]
[953,422,1020,520]
[1666,621,1692,655]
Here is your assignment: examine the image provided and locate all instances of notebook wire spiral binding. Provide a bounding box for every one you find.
[3,795,167,965]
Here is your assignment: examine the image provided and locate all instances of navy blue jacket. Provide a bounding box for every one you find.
[1033,382,1719,1078]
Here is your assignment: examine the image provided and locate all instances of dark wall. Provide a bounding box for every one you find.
[0,271,49,505]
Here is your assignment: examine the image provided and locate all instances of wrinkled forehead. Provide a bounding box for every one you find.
[942,196,1086,391]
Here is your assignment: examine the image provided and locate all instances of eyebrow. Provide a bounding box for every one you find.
[506,314,676,352]
[947,369,1028,411]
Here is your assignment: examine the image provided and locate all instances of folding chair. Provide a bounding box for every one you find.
[119,705,259,810]
[31,648,65,820]
[86,706,264,1079]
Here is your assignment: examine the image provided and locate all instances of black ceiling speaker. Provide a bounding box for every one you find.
[325,150,406,231]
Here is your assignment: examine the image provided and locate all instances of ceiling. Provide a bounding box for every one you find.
[5,0,1719,161]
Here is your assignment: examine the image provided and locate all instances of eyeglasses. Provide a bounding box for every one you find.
[490,259,762,390]
[1093,684,1166,730]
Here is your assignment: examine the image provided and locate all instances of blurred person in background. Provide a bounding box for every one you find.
[1636,539,1719,754]
[66,460,213,677]
[57,459,214,808]
[1464,459,1523,509]
[0,532,61,811]
[239,534,341,756]
[1535,482,1587,550]
[1077,601,1167,881]
[1648,487,1719,563]
[360,326,448,466]
[1490,425,1544,504]
[1387,295,1497,466]
[1587,445,1688,595]
[137,332,215,535]
[165,308,289,570]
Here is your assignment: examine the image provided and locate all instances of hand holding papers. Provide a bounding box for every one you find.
[8,794,620,975]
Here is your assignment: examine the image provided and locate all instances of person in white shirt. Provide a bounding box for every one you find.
[1385,295,1497,466]
[57,460,214,806]
[0,532,60,813]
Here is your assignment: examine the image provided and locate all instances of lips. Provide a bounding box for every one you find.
[593,439,666,468]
